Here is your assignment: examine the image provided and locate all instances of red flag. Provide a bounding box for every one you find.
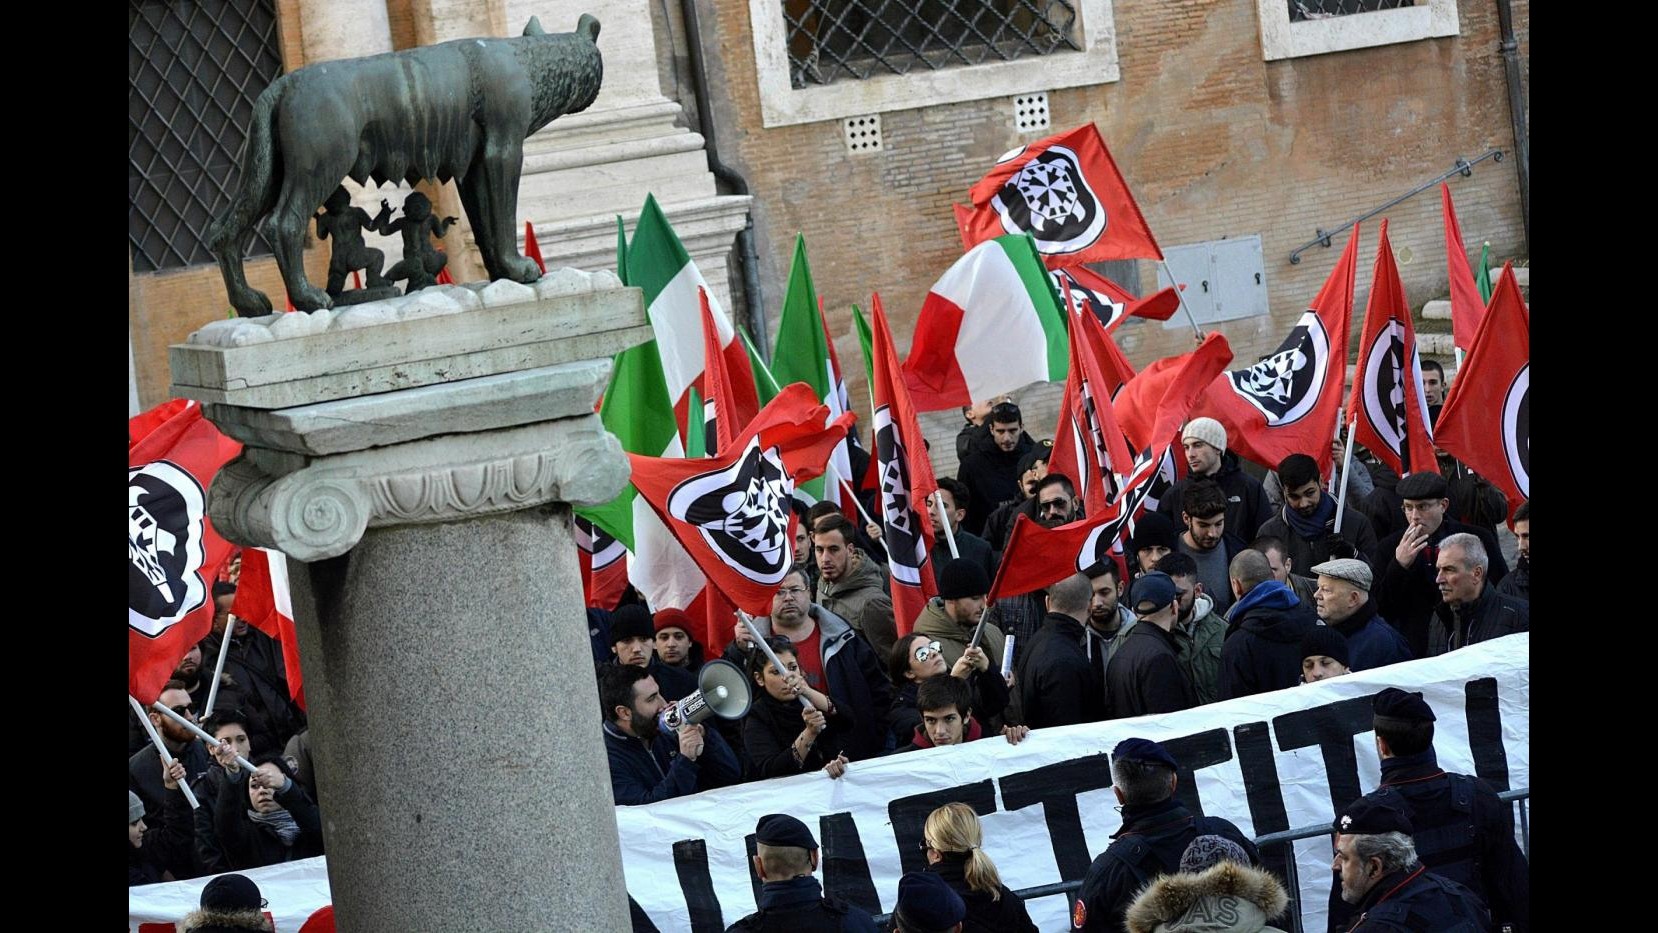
[232,548,306,711]
[351,270,363,291]
[1348,219,1438,478]
[1049,279,1136,516]
[699,287,747,453]
[129,400,242,703]
[818,297,865,517]
[870,294,941,635]
[992,335,1234,599]
[1433,264,1530,515]
[628,383,854,616]
[959,123,1163,266]
[436,266,454,285]
[524,221,547,276]
[1441,184,1486,350]
[1051,265,1180,329]
[575,517,628,611]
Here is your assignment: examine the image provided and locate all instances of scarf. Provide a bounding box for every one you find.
[1282,492,1336,541]
[248,806,301,846]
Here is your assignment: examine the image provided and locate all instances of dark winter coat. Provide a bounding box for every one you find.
[1426,583,1529,657]
[927,855,1038,933]
[1157,450,1273,542]
[1125,861,1290,933]
[196,627,305,759]
[212,770,325,870]
[1015,613,1106,728]
[603,717,742,805]
[930,528,998,592]
[1494,557,1529,602]
[1256,505,1378,579]
[743,688,854,778]
[1218,581,1317,700]
[129,784,195,886]
[129,739,212,823]
[1106,620,1196,719]
[1074,798,1260,933]
[1371,517,1508,658]
[1342,867,1490,932]
[956,428,1035,536]
[1327,600,1413,671]
[724,875,878,932]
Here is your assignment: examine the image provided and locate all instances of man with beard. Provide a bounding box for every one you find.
[1156,417,1272,542]
[1217,551,1317,700]
[1496,500,1529,601]
[1257,453,1377,576]
[813,513,898,663]
[129,680,213,821]
[1105,573,1196,718]
[1081,561,1135,703]
[982,439,1053,554]
[1372,472,1508,657]
[1310,558,1412,670]
[1427,533,1529,656]
[1329,795,1491,931]
[1126,511,1178,584]
[987,474,1082,643]
[1013,572,1104,728]
[1173,480,1245,615]
[600,664,740,805]
[606,604,698,701]
[927,477,998,589]
[1156,553,1225,706]
[956,401,1035,537]
[130,642,209,755]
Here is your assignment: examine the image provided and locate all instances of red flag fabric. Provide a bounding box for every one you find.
[818,298,866,518]
[628,383,854,616]
[1348,219,1438,478]
[692,584,740,659]
[1440,184,1486,350]
[1049,280,1136,516]
[1433,264,1530,515]
[232,547,306,711]
[993,334,1234,599]
[524,221,547,276]
[699,287,745,453]
[1051,265,1180,329]
[870,294,941,635]
[129,400,242,703]
[576,517,628,611]
[960,123,1163,266]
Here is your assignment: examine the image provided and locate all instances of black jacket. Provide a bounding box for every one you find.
[1157,450,1273,541]
[1105,621,1195,719]
[930,528,998,591]
[1372,518,1508,658]
[926,856,1038,933]
[196,627,306,759]
[1015,613,1105,729]
[128,783,195,885]
[1343,866,1490,932]
[956,429,1035,537]
[887,668,1010,746]
[743,689,855,778]
[129,739,212,823]
[1494,557,1529,602]
[603,718,742,805]
[725,875,878,932]
[213,769,325,870]
[1218,581,1317,700]
[1256,505,1378,579]
[1074,798,1259,933]
[1427,584,1529,656]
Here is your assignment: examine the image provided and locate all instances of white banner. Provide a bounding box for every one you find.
[131,634,1529,933]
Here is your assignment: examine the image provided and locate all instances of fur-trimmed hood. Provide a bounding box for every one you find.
[1124,862,1290,933]
[177,907,274,932]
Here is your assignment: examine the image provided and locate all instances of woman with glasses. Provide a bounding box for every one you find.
[742,636,852,780]
[920,802,1037,932]
[885,632,1008,748]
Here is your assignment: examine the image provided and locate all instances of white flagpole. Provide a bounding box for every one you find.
[151,701,258,774]
[1158,259,1206,339]
[1334,414,1358,530]
[203,624,235,719]
[128,695,201,809]
[932,492,960,560]
[739,614,814,709]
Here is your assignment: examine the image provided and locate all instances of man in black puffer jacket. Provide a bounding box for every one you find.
[956,401,1035,537]
[1156,418,1272,542]
[1427,533,1528,656]
[1218,551,1317,700]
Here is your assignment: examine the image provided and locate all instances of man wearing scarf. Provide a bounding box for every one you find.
[1256,453,1378,578]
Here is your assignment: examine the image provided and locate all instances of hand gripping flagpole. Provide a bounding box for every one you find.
[739,613,814,709]
[1157,259,1206,340]
[1334,413,1358,530]
[151,701,258,774]
[128,695,201,809]
[202,625,236,719]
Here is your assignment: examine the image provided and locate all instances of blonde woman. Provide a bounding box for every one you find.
[920,802,1037,932]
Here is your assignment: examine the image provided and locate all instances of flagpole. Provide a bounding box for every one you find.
[1157,259,1206,340]
[203,624,236,719]
[129,695,202,809]
[931,492,960,560]
[1328,420,1343,495]
[151,701,258,774]
[1454,347,1465,371]
[739,614,814,710]
[1334,414,1358,531]
[835,477,886,557]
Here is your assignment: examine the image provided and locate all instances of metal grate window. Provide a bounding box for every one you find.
[1288,0,1414,22]
[129,0,284,273]
[784,0,1081,89]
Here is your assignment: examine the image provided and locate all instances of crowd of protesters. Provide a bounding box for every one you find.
[132,393,1529,932]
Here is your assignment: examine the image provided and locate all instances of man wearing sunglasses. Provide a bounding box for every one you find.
[988,474,1084,647]
[128,679,212,834]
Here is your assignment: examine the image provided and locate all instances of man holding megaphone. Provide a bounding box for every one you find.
[600,663,745,806]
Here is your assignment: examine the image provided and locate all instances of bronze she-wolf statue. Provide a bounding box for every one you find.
[209,15,603,317]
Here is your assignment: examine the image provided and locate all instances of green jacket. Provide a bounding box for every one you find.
[1171,593,1226,705]
[817,552,897,663]
[911,597,1005,674]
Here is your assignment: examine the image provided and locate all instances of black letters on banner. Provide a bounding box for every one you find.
[672,838,725,933]
[629,894,663,932]
[1233,720,1300,925]
[1161,729,1233,817]
[1464,677,1509,792]
[888,780,998,875]
[999,752,1112,909]
[820,811,882,915]
[1273,695,1377,815]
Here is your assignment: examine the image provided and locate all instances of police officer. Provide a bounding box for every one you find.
[1334,687,1529,931]
[1332,796,1490,931]
[1072,738,1260,932]
[891,871,967,933]
[726,814,878,932]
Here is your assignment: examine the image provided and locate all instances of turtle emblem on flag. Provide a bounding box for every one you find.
[576,516,626,571]
[1227,310,1330,425]
[1360,321,1423,464]
[667,437,793,584]
[129,460,209,638]
[1053,269,1126,330]
[1504,363,1530,496]
[874,405,928,587]
[992,145,1105,256]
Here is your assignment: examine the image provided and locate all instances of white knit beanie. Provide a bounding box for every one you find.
[1182,417,1227,455]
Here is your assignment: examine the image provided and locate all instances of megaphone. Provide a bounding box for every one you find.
[658,659,753,733]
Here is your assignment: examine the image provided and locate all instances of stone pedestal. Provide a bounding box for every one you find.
[171,276,645,930]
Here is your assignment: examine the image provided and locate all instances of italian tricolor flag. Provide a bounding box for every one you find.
[769,235,859,509]
[577,195,755,612]
[901,234,1067,412]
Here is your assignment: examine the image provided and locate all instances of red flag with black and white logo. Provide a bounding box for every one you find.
[992,334,1234,600]
[129,399,242,703]
[1348,219,1438,478]
[1049,279,1136,516]
[1050,265,1180,331]
[576,516,628,611]
[1433,264,1530,516]
[629,383,854,617]
[959,123,1164,266]
[870,294,940,635]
